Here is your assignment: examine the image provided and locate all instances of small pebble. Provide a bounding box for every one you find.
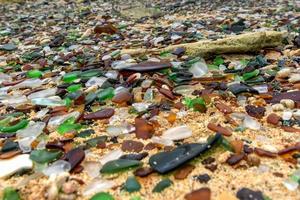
[204,164,218,172]
[266,113,281,125]
[289,74,300,83]
[230,140,244,154]
[174,164,195,180]
[134,167,154,177]
[254,148,277,158]
[245,105,265,119]
[273,172,284,177]
[62,180,78,194]
[272,103,285,111]
[246,154,261,166]
[193,174,211,183]
[185,187,211,200]
[83,108,115,120]
[135,118,153,139]
[215,101,233,114]
[236,188,264,200]
[280,99,295,109]
[226,154,245,166]
[112,91,132,104]
[120,152,148,160]
[282,111,293,121]
[207,123,232,136]
[201,157,215,165]
[121,140,144,153]
[276,68,291,78]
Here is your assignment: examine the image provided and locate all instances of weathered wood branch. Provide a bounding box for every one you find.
[121,31,285,58]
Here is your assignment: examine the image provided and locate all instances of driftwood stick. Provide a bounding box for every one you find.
[121,31,285,58]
